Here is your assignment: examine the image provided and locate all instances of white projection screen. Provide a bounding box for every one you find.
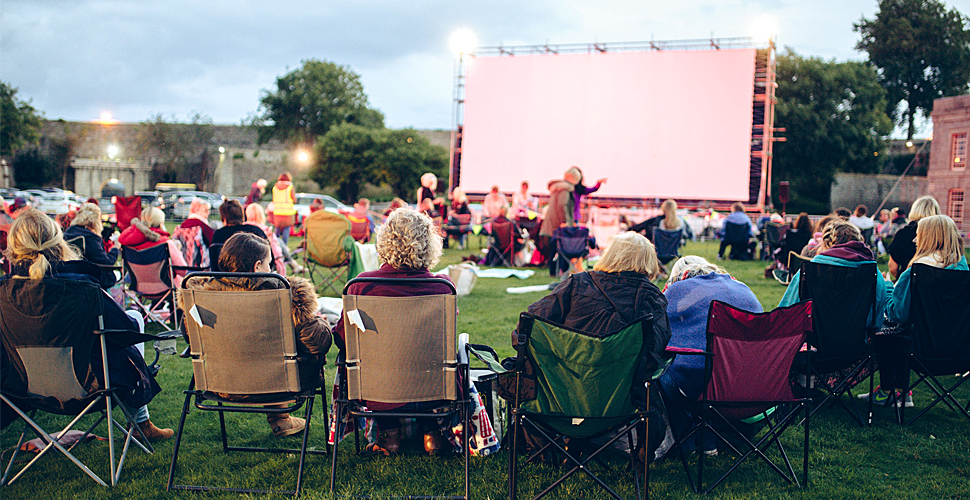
[458,48,757,202]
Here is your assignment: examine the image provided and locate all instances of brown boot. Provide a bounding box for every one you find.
[366,428,402,456]
[138,420,174,441]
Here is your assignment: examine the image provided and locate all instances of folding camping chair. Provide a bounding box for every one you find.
[552,226,590,277]
[0,278,156,487]
[446,213,473,249]
[485,218,522,267]
[898,263,970,425]
[167,272,327,496]
[121,244,195,330]
[652,227,683,265]
[330,276,470,499]
[665,300,813,494]
[507,312,655,500]
[722,222,754,260]
[772,252,811,286]
[347,214,371,243]
[113,196,142,232]
[302,209,357,296]
[798,261,878,426]
[760,222,788,261]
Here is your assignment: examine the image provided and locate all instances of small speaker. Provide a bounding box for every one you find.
[778,181,790,204]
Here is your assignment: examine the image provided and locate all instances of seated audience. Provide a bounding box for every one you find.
[245,202,287,275]
[446,188,472,249]
[777,212,813,267]
[178,232,332,437]
[2,209,172,439]
[211,199,267,246]
[511,181,537,216]
[717,202,755,260]
[383,198,407,217]
[482,185,509,219]
[861,215,968,407]
[176,198,214,246]
[779,219,891,328]
[849,205,875,232]
[119,208,190,283]
[800,213,841,258]
[834,207,852,219]
[659,256,762,456]
[64,202,121,287]
[333,208,456,456]
[347,198,376,243]
[172,198,214,267]
[483,206,523,266]
[875,209,892,254]
[887,196,941,281]
[657,199,694,241]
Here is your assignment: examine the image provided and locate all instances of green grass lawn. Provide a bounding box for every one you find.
[2,238,968,499]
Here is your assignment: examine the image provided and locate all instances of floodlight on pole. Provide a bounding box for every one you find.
[749,15,779,44]
[449,28,478,57]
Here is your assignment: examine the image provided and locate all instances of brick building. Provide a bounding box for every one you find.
[928,95,970,235]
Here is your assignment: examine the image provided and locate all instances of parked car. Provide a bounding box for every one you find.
[34,190,81,214]
[135,191,162,207]
[164,191,224,219]
[293,193,350,219]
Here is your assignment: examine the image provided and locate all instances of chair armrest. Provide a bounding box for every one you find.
[180,346,192,358]
[173,265,207,272]
[154,329,182,340]
[665,346,713,356]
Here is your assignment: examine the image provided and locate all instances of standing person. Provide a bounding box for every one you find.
[511,181,537,217]
[887,196,941,281]
[538,178,575,276]
[272,172,297,246]
[564,166,606,224]
[244,178,268,207]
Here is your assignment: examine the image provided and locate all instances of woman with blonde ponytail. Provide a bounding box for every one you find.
[1,209,174,440]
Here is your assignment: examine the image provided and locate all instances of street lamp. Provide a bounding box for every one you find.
[449,28,478,57]
[298,151,309,163]
[107,144,120,159]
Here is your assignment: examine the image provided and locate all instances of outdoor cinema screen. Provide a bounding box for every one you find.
[459,48,757,202]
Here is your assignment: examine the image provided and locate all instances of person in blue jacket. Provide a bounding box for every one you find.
[859,215,969,407]
[658,256,763,457]
[778,219,892,330]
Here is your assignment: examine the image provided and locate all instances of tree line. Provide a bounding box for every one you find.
[2,0,968,211]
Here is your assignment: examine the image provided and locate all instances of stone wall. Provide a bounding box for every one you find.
[829,172,927,214]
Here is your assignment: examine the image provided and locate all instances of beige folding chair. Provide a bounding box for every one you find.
[330,276,470,499]
[167,272,328,496]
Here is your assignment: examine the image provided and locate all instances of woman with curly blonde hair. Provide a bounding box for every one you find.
[331,208,454,455]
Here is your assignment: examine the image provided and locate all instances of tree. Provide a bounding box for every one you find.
[855,0,970,139]
[138,113,215,189]
[254,60,384,148]
[772,49,894,213]
[1,81,43,157]
[309,125,448,204]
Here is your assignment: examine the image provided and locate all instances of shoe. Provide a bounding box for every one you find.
[138,420,175,441]
[900,391,914,408]
[703,448,718,457]
[366,428,402,456]
[270,416,306,437]
[424,431,447,456]
[857,386,892,406]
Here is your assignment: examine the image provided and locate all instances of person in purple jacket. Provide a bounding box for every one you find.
[333,208,455,456]
[564,166,606,224]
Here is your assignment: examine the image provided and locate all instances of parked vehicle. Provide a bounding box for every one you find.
[158,191,224,219]
[34,190,81,214]
[293,193,350,219]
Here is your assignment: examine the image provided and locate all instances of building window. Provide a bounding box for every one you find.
[950,189,965,224]
[953,132,968,171]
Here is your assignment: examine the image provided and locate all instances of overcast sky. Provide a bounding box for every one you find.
[3,0,963,137]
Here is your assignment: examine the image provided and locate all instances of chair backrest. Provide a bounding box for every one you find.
[66,235,87,255]
[554,226,590,258]
[724,221,750,242]
[172,224,210,268]
[491,219,517,255]
[859,227,874,246]
[798,261,876,363]
[910,263,970,368]
[0,279,105,405]
[180,272,301,394]
[114,196,142,231]
[652,227,683,261]
[705,300,813,420]
[787,251,810,275]
[208,243,224,272]
[517,312,654,438]
[347,215,370,242]
[122,244,173,296]
[765,222,788,246]
[342,277,458,403]
[303,210,350,267]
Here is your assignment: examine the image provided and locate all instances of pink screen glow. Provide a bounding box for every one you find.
[459,49,756,201]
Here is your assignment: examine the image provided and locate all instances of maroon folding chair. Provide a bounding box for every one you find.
[485,219,521,267]
[669,300,813,494]
[114,196,142,231]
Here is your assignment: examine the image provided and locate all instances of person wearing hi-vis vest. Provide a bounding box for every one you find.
[272,172,297,245]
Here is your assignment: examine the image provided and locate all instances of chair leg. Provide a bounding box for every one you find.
[167,393,193,491]
[509,410,519,500]
[803,401,810,487]
[330,401,344,495]
[464,399,471,500]
[294,395,313,496]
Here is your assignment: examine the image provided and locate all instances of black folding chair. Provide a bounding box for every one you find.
[207,243,224,272]
[760,222,788,261]
[0,278,156,487]
[798,261,878,426]
[899,263,970,425]
[167,272,328,496]
[722,222,753,260]
[552,226,590,277]
[330,276,470,499]
[508,312,656,500]
[652,227,683,265]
